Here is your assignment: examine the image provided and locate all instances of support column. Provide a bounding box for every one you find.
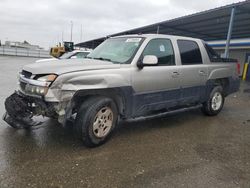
[224,7,236,58]
[157,25,160,34]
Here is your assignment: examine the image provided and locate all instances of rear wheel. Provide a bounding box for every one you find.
[202,86,225,116]
[75,97,118,147]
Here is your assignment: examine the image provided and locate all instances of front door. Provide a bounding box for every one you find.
[131,38,181,117]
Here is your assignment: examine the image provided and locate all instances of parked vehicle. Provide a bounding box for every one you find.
[59,50,90,59]
[3,34,240,147]
[36,50,90,63]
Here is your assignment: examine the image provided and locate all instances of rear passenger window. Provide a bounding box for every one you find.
[177,40,202,65]
[142,38,175,66]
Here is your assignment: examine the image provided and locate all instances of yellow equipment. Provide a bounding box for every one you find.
[50,42,74,58]
[242,63,249,81]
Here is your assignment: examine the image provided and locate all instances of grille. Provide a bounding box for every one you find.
[21,70,32,78]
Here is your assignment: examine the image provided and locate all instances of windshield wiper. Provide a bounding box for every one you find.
[92,57,112,62]
[86,56,118,63]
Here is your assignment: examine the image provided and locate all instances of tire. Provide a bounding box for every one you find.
[75,96,118,147]
[202,86,225,116]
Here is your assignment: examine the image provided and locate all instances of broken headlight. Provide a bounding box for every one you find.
[32,74,57,95]
[25,84,49,95]
[36,74,57,82]
[19,74,58,96]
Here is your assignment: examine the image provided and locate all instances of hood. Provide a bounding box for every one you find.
[23,59,121,75]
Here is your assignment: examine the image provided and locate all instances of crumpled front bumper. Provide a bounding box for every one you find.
[2,92,55,128]
[2,112,40,129]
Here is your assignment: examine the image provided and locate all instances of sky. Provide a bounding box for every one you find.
[0,0,243,49]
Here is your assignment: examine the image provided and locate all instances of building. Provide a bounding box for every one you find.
[4,40,43,50]
[208,38,250,74]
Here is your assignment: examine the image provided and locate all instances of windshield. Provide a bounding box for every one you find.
[87,37,143,64]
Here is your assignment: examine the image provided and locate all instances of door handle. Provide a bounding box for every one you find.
[199,70,206,76]
[171,71,180,78]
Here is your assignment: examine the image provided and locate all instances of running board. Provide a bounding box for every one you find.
[125,104,202,123]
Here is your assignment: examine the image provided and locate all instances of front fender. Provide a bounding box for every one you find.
[45,73,131,102]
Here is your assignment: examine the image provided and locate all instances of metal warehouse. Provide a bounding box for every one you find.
[77,0,250,75]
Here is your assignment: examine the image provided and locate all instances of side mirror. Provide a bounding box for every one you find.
[142,55,158,65]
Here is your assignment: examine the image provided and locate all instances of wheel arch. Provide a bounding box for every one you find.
[206,77,230,96]
[70,87,133,118]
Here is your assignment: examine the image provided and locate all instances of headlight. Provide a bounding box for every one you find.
[36,74,57,82]
[19,74,58,96]
[25,85,48,95]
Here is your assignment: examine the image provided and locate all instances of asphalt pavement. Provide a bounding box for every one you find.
[0,55,249,188]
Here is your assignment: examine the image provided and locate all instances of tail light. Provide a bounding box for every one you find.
[236,61,241,75]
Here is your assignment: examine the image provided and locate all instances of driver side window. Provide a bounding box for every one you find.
[142,38,175,66]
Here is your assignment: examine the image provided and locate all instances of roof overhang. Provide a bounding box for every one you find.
[76,0,250,49]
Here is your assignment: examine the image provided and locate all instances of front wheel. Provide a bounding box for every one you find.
[202,86,225,116]
[75,97,118,147]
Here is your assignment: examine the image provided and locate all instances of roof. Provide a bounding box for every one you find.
[76,0,250,49]
[111,33,202,40]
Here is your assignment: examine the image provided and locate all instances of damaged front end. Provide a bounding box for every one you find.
[3,92,58,129]
[2,70,62,129]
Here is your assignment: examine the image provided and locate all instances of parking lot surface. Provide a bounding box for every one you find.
[0,56,249,188]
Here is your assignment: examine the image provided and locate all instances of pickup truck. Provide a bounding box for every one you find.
[3,34,240,147]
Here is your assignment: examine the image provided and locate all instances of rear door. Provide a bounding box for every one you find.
[177,40,208,104]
